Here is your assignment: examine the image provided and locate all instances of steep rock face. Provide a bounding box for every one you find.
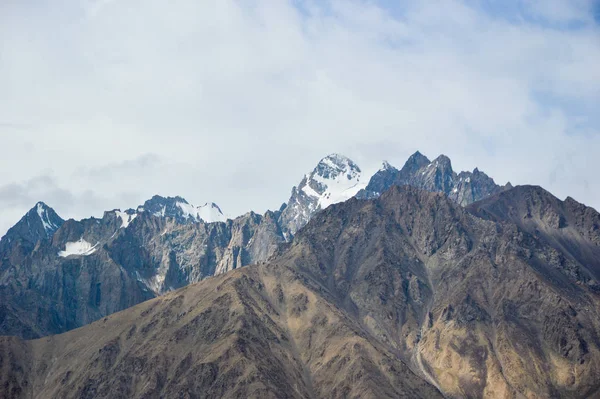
[278,154,366,238]
[0,200,284,339]
[358,151,510,206]
[397,150,432,181]
[0,202,64,264]
[0,210,154,339]
[357,161,400,199]
[407,154,456,193]
[273,186,600,398]
[467,185,600,289]
[449,168,512,205]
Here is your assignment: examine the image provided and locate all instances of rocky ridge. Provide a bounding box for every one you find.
[357,151,512,205]
[0,200,285,338]
[0,152,555,340]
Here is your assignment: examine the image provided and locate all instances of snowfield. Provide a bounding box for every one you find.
[58,239,99,257]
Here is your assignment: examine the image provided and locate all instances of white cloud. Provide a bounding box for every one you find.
[0,0,598,235]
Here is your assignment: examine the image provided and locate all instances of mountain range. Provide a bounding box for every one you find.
[1,152,599,398]
[0,152,508,339]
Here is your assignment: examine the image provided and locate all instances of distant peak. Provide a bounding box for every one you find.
[3,201,65,242]
[147,195,188,204]
[322,153,352,163]
[31,201,57,216]
[401,151,430,172]
[35,201,50,209]
[408,151,430,162]
[317,153,360,170]
[432,154,452,166]
[280,153,366,232]
[312,154,361,180]
[380,160,395,171]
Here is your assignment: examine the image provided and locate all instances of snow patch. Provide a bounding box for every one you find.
[198,203,227,223]
[176,201,198,221]
[58,239,99,257]
[176,201,226,223]
[301,158,366,210]
[115,211,137,229]
[36,203,58,233]
[153,205,166,217]
[301,179,320,199]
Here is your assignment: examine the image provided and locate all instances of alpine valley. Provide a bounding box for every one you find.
[1,152,599,399]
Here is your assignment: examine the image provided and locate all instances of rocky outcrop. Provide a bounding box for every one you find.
[357,151,511,205]
[0,202,64,265]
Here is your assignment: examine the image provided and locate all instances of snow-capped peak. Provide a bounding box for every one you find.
[58,238,99,257]
[36,202,61,234]
[175,201,226,223]
[0,202,64,247]
[313,153,360,179]
[279,154,366,236]
[302,154,365,209]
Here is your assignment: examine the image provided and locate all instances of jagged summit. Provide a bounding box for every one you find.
[33,202,63,235]
[0,202,64,249]
[403,151,431,170]
[359,151,510,206]
[379,160,396,171]
[1,193,227,251]
[308,154,363,208]
[312,153,361,180]
[278,154,366,237]
[1,151,510,249]
[138,195,226,224]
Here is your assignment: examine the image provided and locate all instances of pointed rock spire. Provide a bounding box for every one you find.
[0,201,64,252]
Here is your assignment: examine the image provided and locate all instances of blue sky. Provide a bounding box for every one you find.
[0,0,599,235]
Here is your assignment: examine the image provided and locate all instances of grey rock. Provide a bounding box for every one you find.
[0,199,285,338]
[278,154,365,238]
[359,151,511,205]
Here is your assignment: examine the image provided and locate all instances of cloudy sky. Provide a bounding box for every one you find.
[1,0,599,236]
